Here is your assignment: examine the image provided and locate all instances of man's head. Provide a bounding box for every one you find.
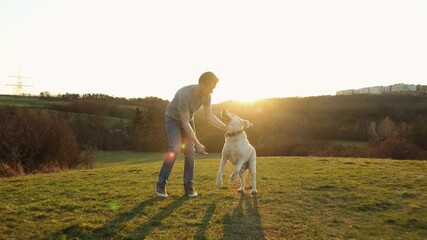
[198,71,218,96]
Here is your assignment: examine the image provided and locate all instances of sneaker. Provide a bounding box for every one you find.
[156,184,168,197]
[185,186,198,197]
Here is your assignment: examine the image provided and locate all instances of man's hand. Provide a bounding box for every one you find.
[195,143,208,155]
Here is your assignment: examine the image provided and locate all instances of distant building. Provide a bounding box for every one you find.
[369,86,382,95]
[390,83,417,93]
[382,86,391,94]
[359,87,370,94]
[417,85,427,93]
[336,83,426,96]
[336,89,355,95]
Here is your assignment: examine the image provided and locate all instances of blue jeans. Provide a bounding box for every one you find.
[157,116,196,188]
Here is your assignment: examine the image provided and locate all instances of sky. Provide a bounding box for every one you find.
[0,0,426,103]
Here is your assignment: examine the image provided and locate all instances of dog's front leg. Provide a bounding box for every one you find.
[249,152,257,194]
[231,160,244,182]
[237,169,245,192]
[216,157,227,188]
[250,162,257,194]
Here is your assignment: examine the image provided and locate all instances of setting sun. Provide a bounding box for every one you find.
[233,97,265,104]
[212,93,265,104]
[212,81,274,104]
[1,1,426,103]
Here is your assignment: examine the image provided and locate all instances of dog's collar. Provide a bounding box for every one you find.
[225,130,243,138]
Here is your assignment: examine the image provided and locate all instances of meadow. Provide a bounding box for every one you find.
[0,95,65,107]
[0,152,426,239]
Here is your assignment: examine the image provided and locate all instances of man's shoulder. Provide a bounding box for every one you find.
[176,85,197,98]
[178,85,196,92]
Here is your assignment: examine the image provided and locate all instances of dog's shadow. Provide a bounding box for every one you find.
[222,193,265,240]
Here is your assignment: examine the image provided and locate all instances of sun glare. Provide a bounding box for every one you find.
[234,97,265,104]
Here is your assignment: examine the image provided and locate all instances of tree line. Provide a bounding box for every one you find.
[197,95,427,159]
[2,94,427,170]
[56,94,427,159]
[48,94,169,152]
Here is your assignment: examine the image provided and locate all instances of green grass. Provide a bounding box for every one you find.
[1,152,426,239]
[0,95,66,107]
[0,95,128,129]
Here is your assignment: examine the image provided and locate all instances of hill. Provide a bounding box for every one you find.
[1,94,427,159]
[0,152,426,239]
[199,95,427,159]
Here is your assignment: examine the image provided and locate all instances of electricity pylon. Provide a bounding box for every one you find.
[6,69,32,95]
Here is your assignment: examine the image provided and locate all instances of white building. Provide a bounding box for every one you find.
[336,89,355,95]
[390,84,417,93]
[336,83,423,96]
[369,86,383,95]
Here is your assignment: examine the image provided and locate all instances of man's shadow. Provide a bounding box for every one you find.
[52,196,188,240]
[222,193,265,239]
[127,196,188,239]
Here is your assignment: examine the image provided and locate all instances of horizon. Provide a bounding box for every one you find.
[1,1,426,104]
[2,81,426,104]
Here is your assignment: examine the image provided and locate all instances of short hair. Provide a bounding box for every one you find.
[199,71,219,85]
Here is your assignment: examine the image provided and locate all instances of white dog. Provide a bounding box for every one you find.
[216,110,257,194]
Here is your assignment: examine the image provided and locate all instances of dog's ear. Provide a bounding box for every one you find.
[242,119,253,128]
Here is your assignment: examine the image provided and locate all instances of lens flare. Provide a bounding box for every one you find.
[165,151,175,160]
[109,202,119,212]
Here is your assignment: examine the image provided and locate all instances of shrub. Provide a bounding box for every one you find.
[368,134,427,160]
[0,107,94,177]
[409,116,427,150]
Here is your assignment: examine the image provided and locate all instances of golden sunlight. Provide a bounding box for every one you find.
[214,87,267,104]
[233,97,265,104]
[231,90,267,104]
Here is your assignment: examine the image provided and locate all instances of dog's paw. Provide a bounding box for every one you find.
[230,172,239,182]
[251,189,257,194]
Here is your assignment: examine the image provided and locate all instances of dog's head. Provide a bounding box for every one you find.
[221,109,253,132]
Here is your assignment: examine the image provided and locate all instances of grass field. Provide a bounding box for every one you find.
[1,152,426,239]
[0,95,66,107]
[0,95,128,129]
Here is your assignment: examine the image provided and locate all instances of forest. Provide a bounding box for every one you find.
[199,95,427,159]
[1,94,427,167]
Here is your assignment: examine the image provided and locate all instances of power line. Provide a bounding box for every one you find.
[6,68,32,95]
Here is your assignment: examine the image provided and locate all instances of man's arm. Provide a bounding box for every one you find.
[203,104,227,131]
[180,111,208,154]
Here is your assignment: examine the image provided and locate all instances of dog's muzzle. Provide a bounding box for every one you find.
[221,112,231,124]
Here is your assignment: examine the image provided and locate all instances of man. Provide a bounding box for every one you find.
[156,71,227,197]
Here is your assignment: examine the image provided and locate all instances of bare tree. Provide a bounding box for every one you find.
[377,116,396,139]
